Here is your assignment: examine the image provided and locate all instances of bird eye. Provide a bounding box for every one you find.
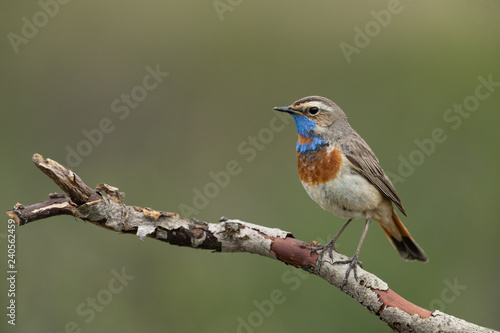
[308,106,320,115]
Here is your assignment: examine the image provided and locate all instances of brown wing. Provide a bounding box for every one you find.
[339,136,407,216]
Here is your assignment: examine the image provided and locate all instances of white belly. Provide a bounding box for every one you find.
[301,165,384,219]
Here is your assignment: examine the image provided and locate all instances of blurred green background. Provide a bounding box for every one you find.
[1,1,499,332]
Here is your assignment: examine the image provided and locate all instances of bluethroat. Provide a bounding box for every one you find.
[273,96,428,288]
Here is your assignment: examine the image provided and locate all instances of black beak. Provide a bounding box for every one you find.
[273,106,295,113]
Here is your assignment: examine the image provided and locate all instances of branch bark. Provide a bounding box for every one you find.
[6,153,497,333]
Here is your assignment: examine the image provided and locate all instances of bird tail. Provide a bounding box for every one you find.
[379,210,428,262]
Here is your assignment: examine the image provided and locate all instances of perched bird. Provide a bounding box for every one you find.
[273,96,428,288]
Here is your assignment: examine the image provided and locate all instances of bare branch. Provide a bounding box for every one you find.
[6,154,497,333]
[32,153,101,205]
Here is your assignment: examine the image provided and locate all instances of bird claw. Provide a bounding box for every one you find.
[311,242,337,274]
[332,254,363,290]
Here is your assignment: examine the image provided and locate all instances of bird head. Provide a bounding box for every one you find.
[273,96,346,141]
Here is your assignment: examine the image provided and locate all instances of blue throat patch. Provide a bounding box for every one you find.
[291,113,328,152]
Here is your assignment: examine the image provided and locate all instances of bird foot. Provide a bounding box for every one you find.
[311,241,337,274]
[332,254,363,290]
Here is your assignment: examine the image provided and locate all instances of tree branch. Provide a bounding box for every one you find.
[6,154,497,333]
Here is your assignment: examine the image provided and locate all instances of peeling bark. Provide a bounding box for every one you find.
[6,154,498,333]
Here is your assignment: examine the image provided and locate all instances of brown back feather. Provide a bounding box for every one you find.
[340,136,407,216]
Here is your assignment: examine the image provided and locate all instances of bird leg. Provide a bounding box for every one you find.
[333,219,371,290]
[311,218,353,273]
